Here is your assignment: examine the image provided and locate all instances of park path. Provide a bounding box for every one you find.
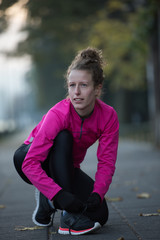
[0,130,160,240]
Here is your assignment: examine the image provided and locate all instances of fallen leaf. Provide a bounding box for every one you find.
[49,228,57,235]
[137,192,150,199]
[15,226,44,231]
[0,205,5,209]
[106,197,123,202]
[132,187,139,192]
[117,237,125,240]
[50,231,57,234]
[139,213,160,217]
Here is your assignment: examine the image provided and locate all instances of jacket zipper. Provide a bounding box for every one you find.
[79,119,84,139]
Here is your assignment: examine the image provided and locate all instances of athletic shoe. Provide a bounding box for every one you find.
[58,211,101,235]
[32,189,56,227]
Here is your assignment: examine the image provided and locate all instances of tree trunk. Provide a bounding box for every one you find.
[152,8,160,147]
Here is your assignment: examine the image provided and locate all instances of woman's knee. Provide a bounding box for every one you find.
[47,130,74,188]
[54,130,73,147]
[49,130,73,162]
[14,144,30,166]
[13,143,32,184]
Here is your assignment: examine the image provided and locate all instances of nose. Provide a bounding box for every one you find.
[75,85,80,95]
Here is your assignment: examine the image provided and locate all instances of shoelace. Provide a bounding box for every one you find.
[68,204,88,234]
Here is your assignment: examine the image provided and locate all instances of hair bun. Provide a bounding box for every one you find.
[66,46,105,87]
[80,47,103,66]
[81,49,98,60]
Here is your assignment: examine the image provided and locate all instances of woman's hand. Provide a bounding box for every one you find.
[53,190,84,213]
[86,192,101,211]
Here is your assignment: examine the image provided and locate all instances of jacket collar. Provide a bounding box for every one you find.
[70,98,98,121]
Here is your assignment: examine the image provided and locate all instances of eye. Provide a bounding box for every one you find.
[81,83,87,87]
[69,83,75,87]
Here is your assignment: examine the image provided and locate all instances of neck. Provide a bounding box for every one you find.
[77,109,94,119]
[74,101,96,118]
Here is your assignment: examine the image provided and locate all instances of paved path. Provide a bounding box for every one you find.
[0,130,160,240]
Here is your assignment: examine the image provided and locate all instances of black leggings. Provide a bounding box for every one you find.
[13,130,108,226]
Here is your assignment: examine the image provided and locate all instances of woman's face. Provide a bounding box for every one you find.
[68,69,101,117]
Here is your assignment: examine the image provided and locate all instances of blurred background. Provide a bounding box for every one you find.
[0,0,159,147]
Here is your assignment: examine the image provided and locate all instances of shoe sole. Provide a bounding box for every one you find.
[58,222,101,235]
[32,189,53,227]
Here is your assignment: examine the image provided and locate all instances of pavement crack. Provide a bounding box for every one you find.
[47,227,51,240]
[110,202,143,240]
[47,225,57,239]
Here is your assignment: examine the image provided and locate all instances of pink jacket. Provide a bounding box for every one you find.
[22,98,119,200]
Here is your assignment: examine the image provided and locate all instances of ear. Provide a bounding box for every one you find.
[95,84,102,97]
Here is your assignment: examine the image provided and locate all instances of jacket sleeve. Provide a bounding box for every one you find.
[93,109,119,200]
[22,109,64,200]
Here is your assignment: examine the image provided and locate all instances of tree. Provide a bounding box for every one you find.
[85,0,160,146]
[15,0,107,109]
[144,0,160,147]
[1,0,159,145]
[1,0,148,109]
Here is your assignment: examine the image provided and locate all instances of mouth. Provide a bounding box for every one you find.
[73,98,83,102]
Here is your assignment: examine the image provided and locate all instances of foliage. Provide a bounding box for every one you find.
[0,0,159,109]
[86,1,152,91]
[0,0,19,32]
[15,0,107,108]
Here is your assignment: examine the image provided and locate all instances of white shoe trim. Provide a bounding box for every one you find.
[32,189,53,227]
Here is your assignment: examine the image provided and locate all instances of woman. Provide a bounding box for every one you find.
[14,47,119,235]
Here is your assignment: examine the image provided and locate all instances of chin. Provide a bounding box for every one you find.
[73,103,84,108]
